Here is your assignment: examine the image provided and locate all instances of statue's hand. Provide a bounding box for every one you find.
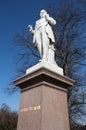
[27,25,33,31]
[45,14,50,21]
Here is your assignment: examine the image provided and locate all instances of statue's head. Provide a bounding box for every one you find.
[40,9,47,18]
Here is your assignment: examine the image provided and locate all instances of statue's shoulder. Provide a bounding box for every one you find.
[36,19,40,24]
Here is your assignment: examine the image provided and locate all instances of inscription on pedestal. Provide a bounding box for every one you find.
[29,105,41,111]
[20,105,41,112]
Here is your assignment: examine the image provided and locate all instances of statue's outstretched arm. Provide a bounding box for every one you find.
[27,25,35,34]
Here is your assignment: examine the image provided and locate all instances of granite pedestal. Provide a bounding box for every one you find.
[13,61,74,130]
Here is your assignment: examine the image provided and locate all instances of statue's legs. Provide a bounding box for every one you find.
[35,31,42,59]
[35,28,49,61]
[41,29,49,61]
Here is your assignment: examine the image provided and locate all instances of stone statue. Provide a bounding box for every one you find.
[28,9,56,64]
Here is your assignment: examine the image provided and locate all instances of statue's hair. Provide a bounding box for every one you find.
[40,9,47,14]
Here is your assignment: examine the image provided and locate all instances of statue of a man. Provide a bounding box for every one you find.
[28,9,56,63]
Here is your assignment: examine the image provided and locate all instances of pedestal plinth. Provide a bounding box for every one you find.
[13,62,74,130]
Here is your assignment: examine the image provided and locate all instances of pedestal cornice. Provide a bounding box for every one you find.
[13,65,75,90]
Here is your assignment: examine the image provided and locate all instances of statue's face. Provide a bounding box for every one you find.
[40,10,46,18]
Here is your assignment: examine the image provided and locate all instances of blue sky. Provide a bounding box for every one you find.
[0,0,60,111]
